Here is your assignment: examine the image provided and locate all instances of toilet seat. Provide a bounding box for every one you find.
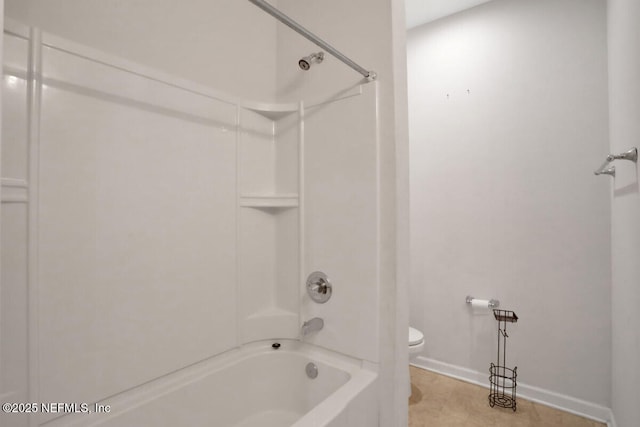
[409,327,424,357]
[409,327,424,347]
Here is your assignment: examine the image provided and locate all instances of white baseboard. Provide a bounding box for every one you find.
[411,356,615,426]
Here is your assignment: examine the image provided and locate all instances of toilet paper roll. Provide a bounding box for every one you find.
[471,299,491,315]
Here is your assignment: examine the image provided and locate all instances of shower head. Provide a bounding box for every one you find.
[299,52,324,70]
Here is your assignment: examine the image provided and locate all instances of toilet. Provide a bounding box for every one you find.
[408,326,424,397]
[409,326,424,356]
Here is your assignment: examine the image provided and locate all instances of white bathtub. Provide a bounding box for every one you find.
[45,340,378,427]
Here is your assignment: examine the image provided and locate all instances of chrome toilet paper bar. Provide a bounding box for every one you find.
[466,295,500,309]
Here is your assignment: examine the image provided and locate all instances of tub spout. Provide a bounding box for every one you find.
[302,317,324,336]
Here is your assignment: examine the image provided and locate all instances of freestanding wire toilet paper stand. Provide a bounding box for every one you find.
[489,309,518,411]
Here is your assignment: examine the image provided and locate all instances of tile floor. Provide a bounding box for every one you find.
[409,366,606,427]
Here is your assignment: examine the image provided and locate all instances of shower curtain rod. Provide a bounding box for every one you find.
[247,0,377,81]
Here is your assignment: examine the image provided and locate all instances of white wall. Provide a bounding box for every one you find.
[405,0,494,29]
[301,85,380,363]
[1,1,409,426]
[1,26,247,426]
[408,0,611,409]
[1,24,28,427]
[37,48,238,412]
[274,1,409,425]
[608,1,640,426]
[0,3,6,427]
[4,0,278,102]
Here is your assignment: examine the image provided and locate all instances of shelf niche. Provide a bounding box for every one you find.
[237,106,300,343]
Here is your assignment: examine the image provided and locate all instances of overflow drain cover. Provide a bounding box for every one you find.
[306,362,318,379]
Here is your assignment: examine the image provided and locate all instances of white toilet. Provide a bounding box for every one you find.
[408,326,424,397]
[409,326,424,356]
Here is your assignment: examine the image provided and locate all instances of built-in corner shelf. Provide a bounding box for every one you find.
[240,193,299,208]
[242,102,299,121]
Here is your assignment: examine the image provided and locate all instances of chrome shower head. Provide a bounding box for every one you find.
[299,52,324,70]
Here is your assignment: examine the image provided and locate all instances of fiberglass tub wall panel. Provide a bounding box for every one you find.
[37,44,237,414]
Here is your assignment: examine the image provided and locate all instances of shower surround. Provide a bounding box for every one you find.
[0,0,409,425]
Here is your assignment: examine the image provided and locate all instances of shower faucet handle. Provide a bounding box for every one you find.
[306,271,332,303]
[310,282,328,294]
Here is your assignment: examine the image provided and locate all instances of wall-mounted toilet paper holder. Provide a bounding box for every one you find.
[466,295,500,309]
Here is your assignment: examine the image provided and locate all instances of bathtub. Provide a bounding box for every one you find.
[44,340,378,427]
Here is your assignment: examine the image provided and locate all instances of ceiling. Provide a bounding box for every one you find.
[405,0,494,29]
